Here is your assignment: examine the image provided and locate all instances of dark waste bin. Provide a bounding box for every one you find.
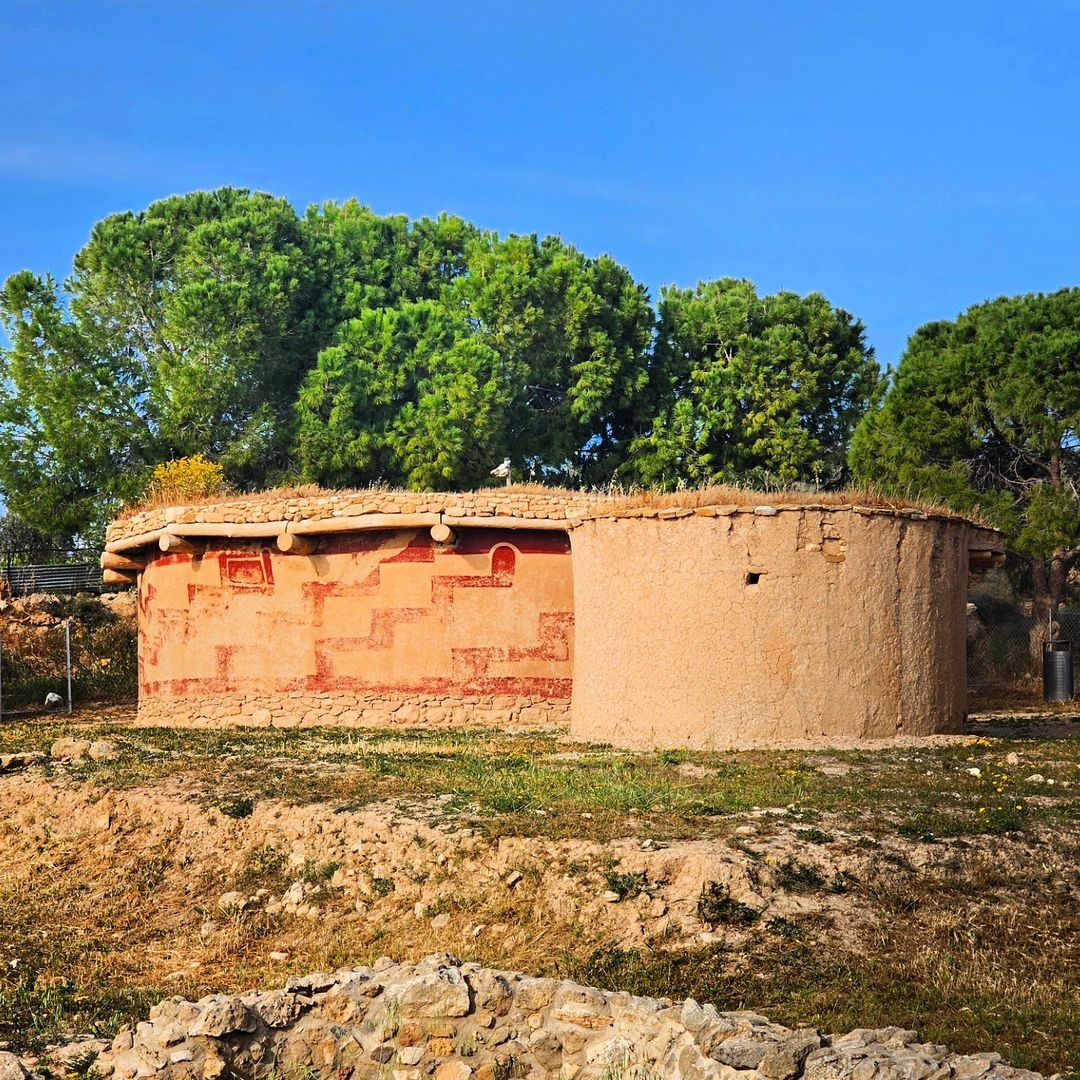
[1043,639,1075,702]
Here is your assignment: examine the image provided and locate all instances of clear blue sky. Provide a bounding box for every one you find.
[2,1,1078,369]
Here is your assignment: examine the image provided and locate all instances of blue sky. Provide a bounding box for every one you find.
[1,1,1078,369]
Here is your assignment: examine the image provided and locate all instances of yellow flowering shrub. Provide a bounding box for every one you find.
[146,454,225,504]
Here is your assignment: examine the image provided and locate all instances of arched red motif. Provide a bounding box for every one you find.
[490,544,516,584]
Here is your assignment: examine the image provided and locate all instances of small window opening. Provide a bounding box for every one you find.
[746,571,762,586]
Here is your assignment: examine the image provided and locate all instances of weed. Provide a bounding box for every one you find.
[765,916,804,939]
[897,823,938,843]
[369,876,394,897]
[728,838,763,860]
[216,794,255,819]
[299,859,340,885]
[66,1047,101,1077]
[774,859,825,892]
[796,827,833,844]
[603,869,647,901]
[697,882,760,926]
[236,845,288,891]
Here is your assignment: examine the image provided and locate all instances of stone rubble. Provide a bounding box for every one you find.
[14,956,1045,1080]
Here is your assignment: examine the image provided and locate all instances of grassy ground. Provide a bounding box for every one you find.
[2,715,1077,842]
[1,708,1078,1074]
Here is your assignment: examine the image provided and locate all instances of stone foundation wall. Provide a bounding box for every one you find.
[134,692,569,730]
[75,955,1041,1080]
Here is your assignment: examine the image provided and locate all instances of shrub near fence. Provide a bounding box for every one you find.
[0,593,137,711]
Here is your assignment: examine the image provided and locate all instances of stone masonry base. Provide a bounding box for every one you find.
[134,691,570,730]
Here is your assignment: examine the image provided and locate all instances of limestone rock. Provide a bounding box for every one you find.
[188,995,258,1037]
[0,1053,30,1080]
[392,968,471,1018]
[50,738,91,761]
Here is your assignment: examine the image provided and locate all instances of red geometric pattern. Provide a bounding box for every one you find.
[140,528,574,702]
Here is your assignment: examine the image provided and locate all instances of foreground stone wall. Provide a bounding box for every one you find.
[82,955,1041,1080]
[570,508,973,749]
[138,529,573,727]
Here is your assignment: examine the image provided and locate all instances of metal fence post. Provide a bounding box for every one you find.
[65,618,73,714]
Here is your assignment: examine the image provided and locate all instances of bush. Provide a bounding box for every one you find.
[0,599,137,707]
[145,455,225,504]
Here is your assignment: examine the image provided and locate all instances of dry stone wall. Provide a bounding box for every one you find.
[134,691,568,730]
[52,955,1041,1080]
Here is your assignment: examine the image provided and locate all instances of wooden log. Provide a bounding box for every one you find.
[429,523,457,545]
[100,551,147,572]
[159,533,201,555]
[102,569,138,586]
[969,549,1006,571]
[433,515,569,531]
[168,520,290,538]
[276,532,317,555]
[287,512,440,535]
[104,528,165,553]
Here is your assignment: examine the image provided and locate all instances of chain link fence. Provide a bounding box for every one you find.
[0,594,137,715]
[967,569,1079,690]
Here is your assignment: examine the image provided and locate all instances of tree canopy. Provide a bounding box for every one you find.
[850,288,1080,624]
[628,279,880,488]
[0,187,882,541]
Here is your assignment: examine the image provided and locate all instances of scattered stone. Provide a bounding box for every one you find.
[504,871,523,888]
[50,738,91,761]
[88,740,119,761]
[0,1053,29,1080]
[0,752,45,773]
[217,891,246,913]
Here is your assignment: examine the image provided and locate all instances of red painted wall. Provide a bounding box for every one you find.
[138,528,574,703]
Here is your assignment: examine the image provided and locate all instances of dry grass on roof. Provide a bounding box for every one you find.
[594,485,965,516]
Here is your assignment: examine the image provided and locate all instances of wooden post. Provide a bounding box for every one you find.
[429,523,458,546]
[276,533,318,555]
[159,534,201,555]
[65,619,72,714]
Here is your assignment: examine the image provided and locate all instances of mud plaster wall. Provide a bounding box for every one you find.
[568,511,971,749]
[137,528,573,729]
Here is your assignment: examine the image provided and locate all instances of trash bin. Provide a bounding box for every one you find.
[1043,639,1075,702]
